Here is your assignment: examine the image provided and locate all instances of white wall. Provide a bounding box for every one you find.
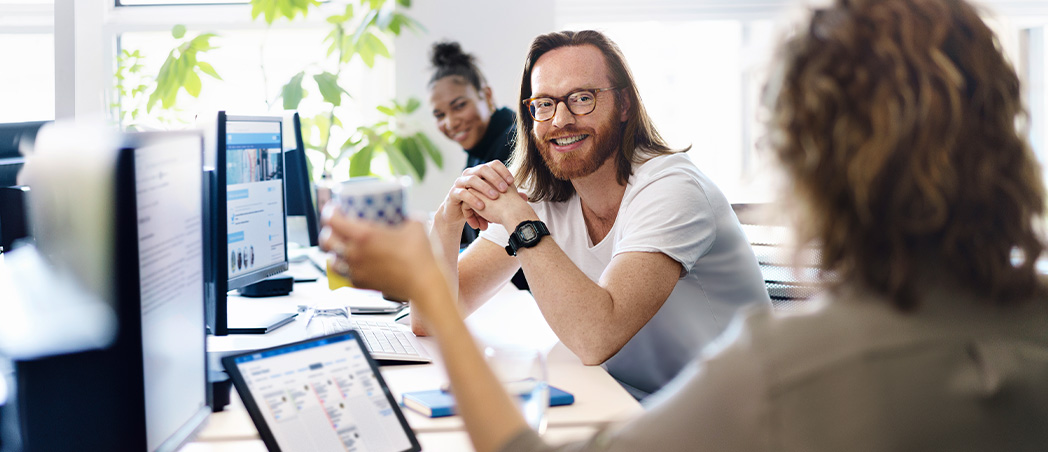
[395,0,555,213]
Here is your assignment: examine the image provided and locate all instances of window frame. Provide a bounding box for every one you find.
[55,0,346,120]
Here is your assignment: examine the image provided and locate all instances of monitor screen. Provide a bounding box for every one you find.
[283,112,319,247]
[130,132,210,451]
[224,117,288,290]
[226,332,419,452]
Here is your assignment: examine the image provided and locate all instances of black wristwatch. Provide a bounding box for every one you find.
[505,220,550,256]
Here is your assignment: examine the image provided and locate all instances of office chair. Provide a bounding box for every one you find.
[731,203,825,310]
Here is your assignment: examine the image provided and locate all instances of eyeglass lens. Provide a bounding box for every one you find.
[529,91,597,121]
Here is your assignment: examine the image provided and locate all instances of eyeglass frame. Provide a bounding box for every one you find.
[522,87,619,122]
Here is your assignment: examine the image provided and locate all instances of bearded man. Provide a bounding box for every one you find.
[423,30,771,399]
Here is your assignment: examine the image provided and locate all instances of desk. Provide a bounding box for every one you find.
[194,277,642,451]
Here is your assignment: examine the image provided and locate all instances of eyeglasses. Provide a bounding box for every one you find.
[522,87,618,122]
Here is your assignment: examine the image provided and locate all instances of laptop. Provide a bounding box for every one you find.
[222,331,422,452]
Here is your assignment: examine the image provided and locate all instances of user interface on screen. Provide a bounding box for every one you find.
[224,119,286,282]
[230,333,416,452]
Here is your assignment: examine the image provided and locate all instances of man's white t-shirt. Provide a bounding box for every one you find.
[480,153,771,398]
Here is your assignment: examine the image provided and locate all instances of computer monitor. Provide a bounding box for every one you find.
[283,112,320,247]
[11,130,210,451]
[0,121,47,188]
[120,132,211,451]
[1,121,48,253]
[206,112,294,335]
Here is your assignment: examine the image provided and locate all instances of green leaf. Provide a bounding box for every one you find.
[388,15,403,35]
[250,0,317,24]
[251,0,263,20]
[415,132,443,169]
[172,24,186,40]
[385,145,418,180]
[162,85,178,109]
[184,70,202,97]
[313,72,347,107]
[399,137,426,180]
[351,10,378,45]
[358,42,375,68]
[376,105,395,116]
[327,36,339,57]
[340,34,355,63]
[389,13,425,35]
[405,97,421,113]
[196,61,221,80]
[363,32,390,59]
[396,0,410,6]
[282,71,306,110]
[146,52,176,112]
[279,0,293,19]
[349,145,374,177]
[342,135,362,149]
[189,33,217,52]
[326,3,353,23]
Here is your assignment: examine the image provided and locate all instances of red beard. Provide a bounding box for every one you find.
[536,120,622,180]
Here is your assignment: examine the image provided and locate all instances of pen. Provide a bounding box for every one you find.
[394,306,411,322]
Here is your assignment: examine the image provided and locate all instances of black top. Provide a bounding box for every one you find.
[464,106,515,169]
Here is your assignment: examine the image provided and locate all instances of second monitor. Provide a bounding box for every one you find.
[283,112,319,248]
[206,112,296,335]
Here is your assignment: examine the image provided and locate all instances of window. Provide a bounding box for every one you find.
[99,1,396,178]
[561,18,779,201]
[560,0,1048,202]
[0,0,55,122]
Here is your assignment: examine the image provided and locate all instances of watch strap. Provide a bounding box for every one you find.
[505,220,549,256]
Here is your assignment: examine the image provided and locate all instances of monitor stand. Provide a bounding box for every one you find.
[222,291,299,335]
[226,311,298,334]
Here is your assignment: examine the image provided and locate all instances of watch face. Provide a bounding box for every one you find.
[520,224,538,241]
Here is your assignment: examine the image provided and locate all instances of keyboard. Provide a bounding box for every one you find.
[351,318,432,363]
[306,307,431,363]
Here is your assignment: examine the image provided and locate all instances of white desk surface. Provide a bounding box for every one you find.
[187,425,598,452]
[194,276,641,450]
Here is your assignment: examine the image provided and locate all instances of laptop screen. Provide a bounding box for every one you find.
[224,332,420,452]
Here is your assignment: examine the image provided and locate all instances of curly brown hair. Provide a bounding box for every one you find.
[768,0,1046,309]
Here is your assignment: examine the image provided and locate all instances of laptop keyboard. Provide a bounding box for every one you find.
[351,319,431,363]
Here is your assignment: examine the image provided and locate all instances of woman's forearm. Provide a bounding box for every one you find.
[412,268,530,452]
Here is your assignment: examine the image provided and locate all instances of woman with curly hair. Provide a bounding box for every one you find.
[322,0,1048,450]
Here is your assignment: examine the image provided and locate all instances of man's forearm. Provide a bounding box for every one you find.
[409,268,530,452]
[515,242,680,366]
[415,204,465,335]
[516,244,622,364]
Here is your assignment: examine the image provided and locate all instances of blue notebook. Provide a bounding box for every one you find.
[401,385,575,418]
